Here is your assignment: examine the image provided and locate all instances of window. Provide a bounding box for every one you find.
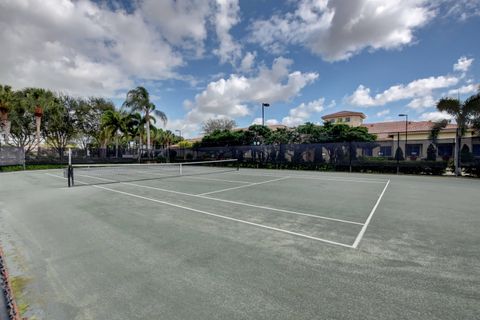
[345,117,351,122]
[437,144,453,157]
[473,144,480,157]
[379,146,392,157]
[406,144,422,157]
[363,147,373,156]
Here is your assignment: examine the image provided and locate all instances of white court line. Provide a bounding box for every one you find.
[226,171,387,184]
[47,172,362,225]
[351,179,391,249]
[136,170,252,184]
[123,182,363,225]
[197,176,290,196]
[76,167,250,185]
[93,184,354,248]
[45,172,68,180]
[45,173,353,248]
[75,173,116,182]
[178,175,252,184]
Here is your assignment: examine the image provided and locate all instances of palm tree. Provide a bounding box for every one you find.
[122,87,167,157]
[427,119,449,160]
[0,85,15,143]
[101,110,128,158]
[124,112,145,160]
[24,88,56,152]
[436,92,480,175]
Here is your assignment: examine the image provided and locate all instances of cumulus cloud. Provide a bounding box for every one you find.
[249,0,433,61]
[141,0,211,56]
[281,98,325,127]
[419,111,454,122]
[213,0,242,64]
[376,109,390,117]
[348,75,459,107]
[407,95,436,110]
[453,56,474,73]
[436,0,480,21]
[0,0,185,96]
[448,83,479,96]
[179,57,318,136]
[240,52,256,72]
[252,118,280,126]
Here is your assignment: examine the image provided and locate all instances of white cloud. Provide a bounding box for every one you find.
[437,0,480,21]
[453,56,474,73]
[376,109,390,117]
[180,57,318,135]
[281,98,325,127]
[141,0,211,56]
[348,75,459,107]
[448,83,479,95]
[0,0,184,96]
[240,51,256,72]
[249,0,434,61]
[407,95,435,110]
[419,111,453,122]
[252,118,280,126]
[213,0,242,64]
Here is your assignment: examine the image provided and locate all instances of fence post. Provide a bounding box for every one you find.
[349,141,352,173]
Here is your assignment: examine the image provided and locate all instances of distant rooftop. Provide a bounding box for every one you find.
[321,111,366,120]
[362,120,456,133]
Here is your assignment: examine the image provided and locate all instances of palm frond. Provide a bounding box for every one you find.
[463,93,480,115]
[152,109,167,126]
[436,98,461,116]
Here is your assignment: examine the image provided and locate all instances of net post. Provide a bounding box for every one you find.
[67,148,74,187]
[179,163,183,175]
[236,159,240,171]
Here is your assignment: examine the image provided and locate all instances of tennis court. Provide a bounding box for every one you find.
[0,162,479,319]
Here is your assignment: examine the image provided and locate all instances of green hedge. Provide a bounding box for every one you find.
[236,159,448,175]
[0,164,67,172]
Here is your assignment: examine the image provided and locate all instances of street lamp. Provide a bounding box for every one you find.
[175,129,182,139]
[261,103,270,126]
[398,114,408,158]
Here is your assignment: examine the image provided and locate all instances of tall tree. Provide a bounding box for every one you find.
[41,95,78,159]
[101,110,128,158]
[436,92,480,175]
[75,97,115,150]
[202,118,237,134]
[0,85,15,144]
[122,87,167,156]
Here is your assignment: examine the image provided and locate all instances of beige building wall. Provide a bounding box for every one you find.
[324,115,364,127]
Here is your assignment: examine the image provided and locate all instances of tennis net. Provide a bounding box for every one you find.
[67,159,239,187]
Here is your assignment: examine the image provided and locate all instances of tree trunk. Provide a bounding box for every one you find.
[115,134,119,158]
[455,129,461,176]
[146,111,151,158]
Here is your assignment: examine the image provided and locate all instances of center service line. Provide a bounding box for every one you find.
[351,179,391,249]
[197,176,290,196]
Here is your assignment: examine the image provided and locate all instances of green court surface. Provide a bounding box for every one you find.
[0,168,479,319]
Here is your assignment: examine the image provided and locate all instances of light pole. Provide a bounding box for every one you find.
[398,114,408,158]
[261,103,270,126]
[175,130,183,160]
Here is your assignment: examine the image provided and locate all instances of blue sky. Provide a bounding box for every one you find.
[1,0,479,137]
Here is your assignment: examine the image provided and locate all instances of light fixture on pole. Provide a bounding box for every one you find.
[261,103,270,126]
[398,114,408,157]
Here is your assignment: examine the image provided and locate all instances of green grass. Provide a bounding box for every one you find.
[10,275,31,316]
[0,164,66,172]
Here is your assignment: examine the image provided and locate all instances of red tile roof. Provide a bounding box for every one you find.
[322,111,366,119]
[362,120,456,134]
